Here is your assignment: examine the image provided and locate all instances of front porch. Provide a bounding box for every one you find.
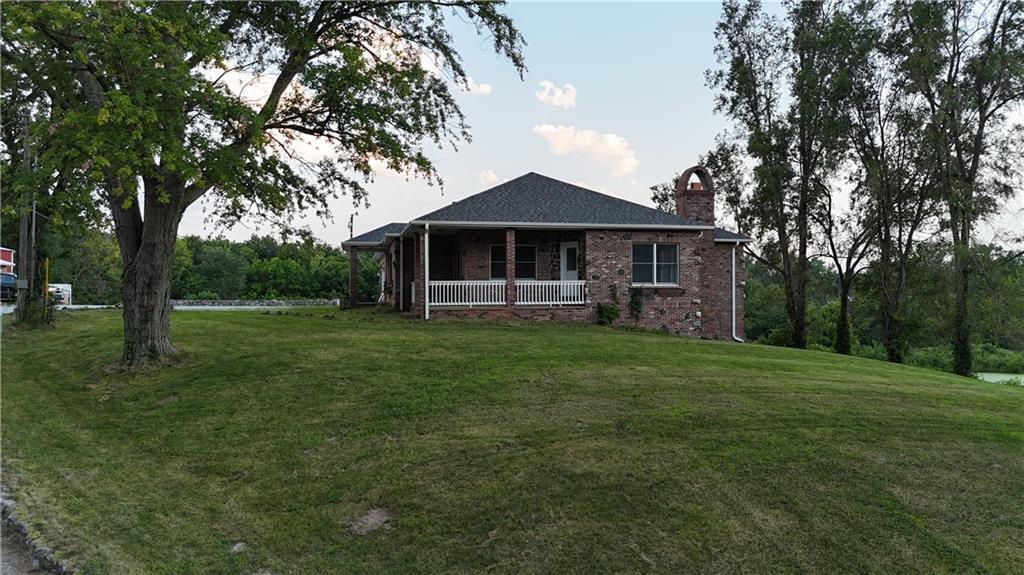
[402,226,588,317]
[428,279,587,307]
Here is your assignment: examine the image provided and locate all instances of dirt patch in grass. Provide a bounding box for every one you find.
[350,507,393,536]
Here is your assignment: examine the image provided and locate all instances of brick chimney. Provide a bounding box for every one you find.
[673,165,715,225]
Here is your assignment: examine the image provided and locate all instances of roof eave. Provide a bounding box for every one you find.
[408,220,714,231]
[341,240,386,248]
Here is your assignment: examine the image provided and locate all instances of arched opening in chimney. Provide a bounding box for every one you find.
[673,165,716,225]
[675,165,715,192]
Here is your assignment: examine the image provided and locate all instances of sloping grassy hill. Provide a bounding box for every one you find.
[2,309,1022,574]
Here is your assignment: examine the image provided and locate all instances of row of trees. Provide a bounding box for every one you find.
[0,215,381,304]
[675,0,1022,375]
[744,243,1024,372]
[172,235,379,301]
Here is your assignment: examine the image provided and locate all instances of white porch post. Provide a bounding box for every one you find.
[424,223,430,320]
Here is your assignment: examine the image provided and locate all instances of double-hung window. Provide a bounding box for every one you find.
[632,243,678,285]
[490,245,537,279]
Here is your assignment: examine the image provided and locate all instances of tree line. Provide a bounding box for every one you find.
[0,216,381,304]
[653,0,1023,376]
[744,247,1024,374]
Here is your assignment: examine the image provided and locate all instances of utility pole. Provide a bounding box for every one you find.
[15,113,35,323]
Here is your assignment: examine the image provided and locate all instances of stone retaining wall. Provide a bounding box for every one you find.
[170,299,339,307]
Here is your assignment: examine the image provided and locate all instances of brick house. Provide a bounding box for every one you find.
[342,167,753,340]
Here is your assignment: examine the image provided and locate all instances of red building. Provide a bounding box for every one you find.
[0,246,14,274]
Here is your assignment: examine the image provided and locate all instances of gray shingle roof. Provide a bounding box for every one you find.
[714,228,753,242]
[342,222,406,247]
[342,174,754,247]
[412,172,708,228]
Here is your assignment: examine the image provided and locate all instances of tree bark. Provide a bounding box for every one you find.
[113,176,187,365]
[881,300,905,363]
[951,243,972,376]
[877,220,904,363]
[15,114,35,324]
[835,278,852,355]
[790,291,807,348]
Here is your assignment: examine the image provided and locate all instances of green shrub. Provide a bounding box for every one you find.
[628,288,646,321]
[11,295,55,328]
[853,343,887,362]
[968,343,1024,373]
[901,344,1024,374]
[596,303,620,326]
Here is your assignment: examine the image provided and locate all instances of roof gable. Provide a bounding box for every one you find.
[412,172,708,228]
[342,222,405,248]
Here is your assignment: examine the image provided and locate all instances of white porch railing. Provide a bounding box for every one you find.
[515,280,586,306]
[429,280,505,307]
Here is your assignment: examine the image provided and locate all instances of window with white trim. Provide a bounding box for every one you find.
[490,245,537,279]
[632,243,678,285]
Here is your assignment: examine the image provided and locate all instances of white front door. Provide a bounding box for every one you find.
[560,242,579,281]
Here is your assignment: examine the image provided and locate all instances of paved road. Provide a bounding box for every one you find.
[1,530,43,575]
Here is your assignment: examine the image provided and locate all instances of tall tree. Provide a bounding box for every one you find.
[2,1,525,364]
[845,0,939,363]
[708,0,851,348]
[894,0,1024,375]
[810,178,875,355]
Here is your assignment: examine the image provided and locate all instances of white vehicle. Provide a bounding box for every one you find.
[48,283,73,305]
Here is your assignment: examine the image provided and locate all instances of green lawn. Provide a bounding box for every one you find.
[2,309,1023,574]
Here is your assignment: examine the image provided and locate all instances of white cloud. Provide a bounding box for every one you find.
[478,169,499,185]
[535,80,577,109]
[533,124,639,176]
[462,77,492,96]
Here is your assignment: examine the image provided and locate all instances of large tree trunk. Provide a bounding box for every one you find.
[112,176,188,365]
[120,227,178,363]
[792,172,811,350]
[951,243,972,376]
[877,222,904,363]
[879,258,906,364]
[881,299,904,363]
[15,199,35,323]
[780,251,808,350]
[15,116,36,324]
[835,278,852,355]
[791,293,807,348]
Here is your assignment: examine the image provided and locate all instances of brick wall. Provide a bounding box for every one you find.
[406,225,745,340]
[674,188,716,225]
[582,229,744,339]
[431,306,593,323]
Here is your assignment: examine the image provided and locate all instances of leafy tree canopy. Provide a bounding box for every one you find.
[2,1,526,226]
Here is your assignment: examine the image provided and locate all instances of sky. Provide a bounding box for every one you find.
[178,2,1022,246]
